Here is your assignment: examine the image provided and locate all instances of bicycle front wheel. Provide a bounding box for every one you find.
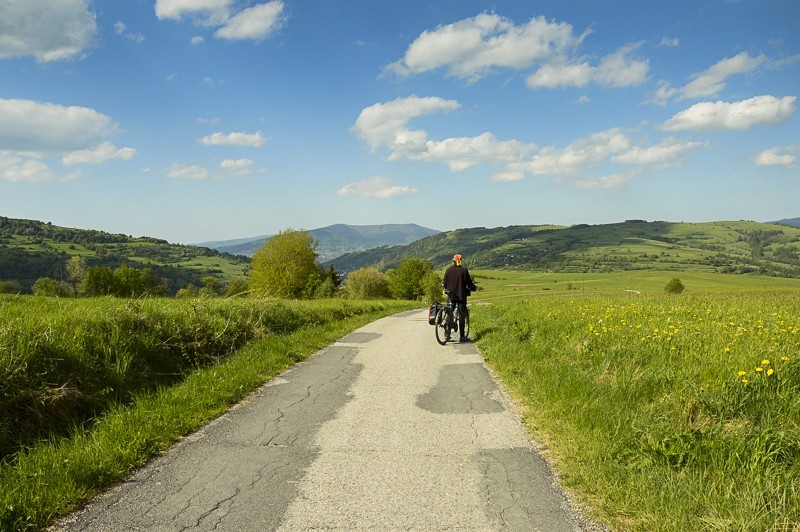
[435,308,451,345]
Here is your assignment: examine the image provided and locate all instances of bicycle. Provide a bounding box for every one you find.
[434,291,470,345]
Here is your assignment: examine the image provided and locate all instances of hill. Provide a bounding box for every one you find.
[329,220,800,278]
[0,217,249,294]
[774,217,800,228]
[209,223,440,261]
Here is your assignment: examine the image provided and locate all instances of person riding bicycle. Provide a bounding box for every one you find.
[442,253,477,342]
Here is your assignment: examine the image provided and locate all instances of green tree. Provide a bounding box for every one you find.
[176,283,199,299]
[32,277,72,297]
[664,278,685,294]
[386,257,434,300]
[422,270,443,304]
[199,276,222,297]
[0,280,24,294]
[345,268,389,299]
[65,255,88,291]
[82,266,115,296]
[249,229,321,298]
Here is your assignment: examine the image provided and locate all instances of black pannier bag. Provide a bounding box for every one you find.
[428,302,441,325]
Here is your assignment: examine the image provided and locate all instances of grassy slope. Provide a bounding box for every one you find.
[330,220,800,277]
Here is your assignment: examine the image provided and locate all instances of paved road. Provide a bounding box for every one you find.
[57,309,598,531]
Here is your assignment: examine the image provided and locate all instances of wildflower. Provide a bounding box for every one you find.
[738,371,746,377]
[767,368,774,376]
[756,367,764,372]
[761,359,770,366]
[782,356,790,361]
[742,379,748,384]
[724,347,731,352]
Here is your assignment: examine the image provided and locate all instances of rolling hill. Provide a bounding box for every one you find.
[204,223,440,261]
[0,217,249,294]
[329,220,800,278]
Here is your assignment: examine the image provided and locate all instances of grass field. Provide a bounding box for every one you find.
[0,296,417,531]
[468,270,800,530]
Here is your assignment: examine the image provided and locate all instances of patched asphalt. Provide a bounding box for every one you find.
[56,309,600,531]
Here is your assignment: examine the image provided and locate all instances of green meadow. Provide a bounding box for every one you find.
[469,270,800,530]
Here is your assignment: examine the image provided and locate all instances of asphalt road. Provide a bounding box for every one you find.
[56,309,601,531]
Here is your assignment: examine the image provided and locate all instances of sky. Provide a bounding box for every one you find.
[0,0,798,244]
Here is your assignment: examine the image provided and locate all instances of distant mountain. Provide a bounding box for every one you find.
[207,224,440,261]
[774,217,800,228]
[329,220,800,278]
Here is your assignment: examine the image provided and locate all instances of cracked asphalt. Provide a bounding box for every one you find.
[55,309,598,531]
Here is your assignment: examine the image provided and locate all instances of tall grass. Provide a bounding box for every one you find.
[472,292,800,530]
[0,295,416,531]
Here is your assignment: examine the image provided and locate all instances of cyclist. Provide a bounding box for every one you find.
[442,253,477,342]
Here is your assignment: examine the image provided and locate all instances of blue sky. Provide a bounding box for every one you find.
[0,0,798,244]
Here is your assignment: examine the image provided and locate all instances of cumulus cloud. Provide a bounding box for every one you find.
[661,95,796,131]
[215,2,285,41]
[649,52,766,105]
[660,37,680,47]
[219,158,254,175]
[682,52,766,99]
[0,98,116,152]
[752,145,799,167]
[0,153,81,183]
[352,96,535,172]
[155,0,232,22]
[526,43,648,89]
[62,141,137,165]
[337,176,418,199]
[571,170,642,190]
[612,137,708,166]
[0,0,96,62]
[114,21,144,42]
[156,0,285,42]
[519,128,630,177]
[385,13,586,82]
[167,159,258,180]
[352,95,461,153]
[199,131,269,147]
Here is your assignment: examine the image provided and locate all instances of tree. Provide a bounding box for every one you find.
[249,229,321,298]
[32,277,72,297]
[345,268,389,299]
[0,280,24,294]
[422,271,443,304]
[664,278,685,294]
[199,276,222,297]
[65,255,88,290]
[386,257,434,300]
[82,266,115,296]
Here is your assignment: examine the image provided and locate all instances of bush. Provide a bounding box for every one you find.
[345,268,389,299]
[664,278,685,294]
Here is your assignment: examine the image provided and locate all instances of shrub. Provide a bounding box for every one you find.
[345,268,389,299]
[664,278,685,294]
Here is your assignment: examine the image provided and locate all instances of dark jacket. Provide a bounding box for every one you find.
[443,264,476,302]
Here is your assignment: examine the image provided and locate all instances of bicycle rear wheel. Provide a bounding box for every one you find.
[435,308,451,345]
[462,313,470,339]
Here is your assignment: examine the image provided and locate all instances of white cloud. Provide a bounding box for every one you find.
[219,158,254,175]
[114,21,144,42]
[526,43,648,89]
[682,52,765,99]
[62,141,136,165]
[167,164,211,180]
[199,131,269,147]
[649,52,766,105]
[520,128,630,177]
[752,145,799,167]
[0,0,96,62]
[0,98,117,153]
[662,95,796,132]
[337,176,418,199]
[167,159,259,180]
[114,21,126,34]
[613,137,708,166]
[660,37,680,47]
[352,96,460,153]
[215,1,285,41]
[191,36,205,45]
[385,13,585,82]
[155,0,232,22]
[416,133,536,171]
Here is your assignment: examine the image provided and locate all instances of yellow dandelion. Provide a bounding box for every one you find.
[756,367,764,372]
[761,359,770,365]
[742,379,748,384]
[724,347,731,353]
[767,368,774,376]
[738,371,747,377]
[782,356,790,361]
